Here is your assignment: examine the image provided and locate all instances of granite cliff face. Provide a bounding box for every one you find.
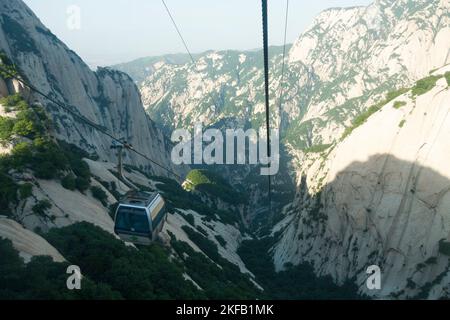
[1,0,450,299]
[116,0,450,298]
[0,0,182,178]
[0,1,262,297]
[287,0,450,144]
[273,67,450,298]
[121,0,450,152]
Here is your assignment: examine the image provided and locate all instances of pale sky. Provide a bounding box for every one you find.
[23,0,373,67]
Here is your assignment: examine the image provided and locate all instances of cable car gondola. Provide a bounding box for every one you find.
[114,191,167,245]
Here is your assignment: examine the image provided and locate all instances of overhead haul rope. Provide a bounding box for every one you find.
[161,0,194,63]
[162,0,290,219]
[0,64,183,180]
[261,0,273,218]
[277,0,289,128]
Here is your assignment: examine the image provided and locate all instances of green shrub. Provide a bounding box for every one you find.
[32,199,52,217]
[9,142,33,168]
[109,202,119,220]
[393,101,407,109]
[341,103,383,140]
[6,138,71,180]
[385,88,409,103]
[196,226,208,236]
[169,233,260,299]
[186,169,247,205]
[75,176,90,193]
[0,173,18,215]
[12,118,36,138]
[71,158,90,179]
[341,82,427,141]
[0,53,18,79]
[18,183,33,200]
[186,169,213,187]
[34,162,57,179]
[0,116,14,141]
[438,240,450,256]
[238,237,361,299]
[0,94,22,107]
[61,173,76,190]
[215,235,227,247]
[180,212,195,226]
[399,120,406,128]
[153,175,241,226]
[0,95,89,182]
[90,186,108,207]
[32,138,70,178]
[412,75,442,96]
[341,87,410,140]
[425,257,438,265]
[44,222,201,299]
[7,100,46,140]
[445,71,450,86]
[182,225,220,262]
[353,104,381,127]
[98,179,120,201]
[0,238,122,299]
[303,144,332,154]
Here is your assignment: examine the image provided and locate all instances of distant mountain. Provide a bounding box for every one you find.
[0,0,265,299]
[115,45,297,228]
[113,53,201,84]
[115,0,450,299]
[121,0,449,153]
[0,0,182,178]
[2,0,450,300]
[275,66,450,299]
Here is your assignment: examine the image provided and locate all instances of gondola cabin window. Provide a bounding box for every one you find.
[114,191,167,245]
[115,207,150,234]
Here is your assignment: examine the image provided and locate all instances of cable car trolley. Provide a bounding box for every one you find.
[114,191,167,245]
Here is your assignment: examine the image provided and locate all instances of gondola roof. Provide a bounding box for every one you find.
[119,191,159,208]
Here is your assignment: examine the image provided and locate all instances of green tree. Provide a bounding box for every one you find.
[0,238,122,300]
[0,173,18,216]
[90,186,108,206]
[61,173,76,190]
[44,222,201,299]
[32,199,52,217]
[0,116,14,141]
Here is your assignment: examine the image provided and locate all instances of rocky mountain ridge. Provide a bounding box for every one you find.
[119,0,450,154]
[273,66,450,299]
[115,0,450,298]
[0,0,183,178]
[0,0,265,299]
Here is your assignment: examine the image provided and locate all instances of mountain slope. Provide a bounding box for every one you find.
[117,0,450,232]
[0,0,266,299]
[273,67,450,299]
[0,0,182,178]
[121,0,450,154]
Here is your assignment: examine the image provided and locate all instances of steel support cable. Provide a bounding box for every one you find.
[162,0,288,220]
[261,0,272,217]
[277,0,289,128]
[0,64,183,180]
[161,0,194,63]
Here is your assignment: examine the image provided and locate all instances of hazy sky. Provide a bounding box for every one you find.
[23,0,373,67]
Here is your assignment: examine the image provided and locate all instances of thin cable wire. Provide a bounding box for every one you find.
[161,0,280,219]
[277,0,289,129]
[261,0,272,217]
[161,0,195,64]
[0,64,183,180]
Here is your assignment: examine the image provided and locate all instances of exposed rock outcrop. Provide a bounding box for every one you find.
[274,68,450,298]
[0,216,65,263]
[0,0,185,178]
